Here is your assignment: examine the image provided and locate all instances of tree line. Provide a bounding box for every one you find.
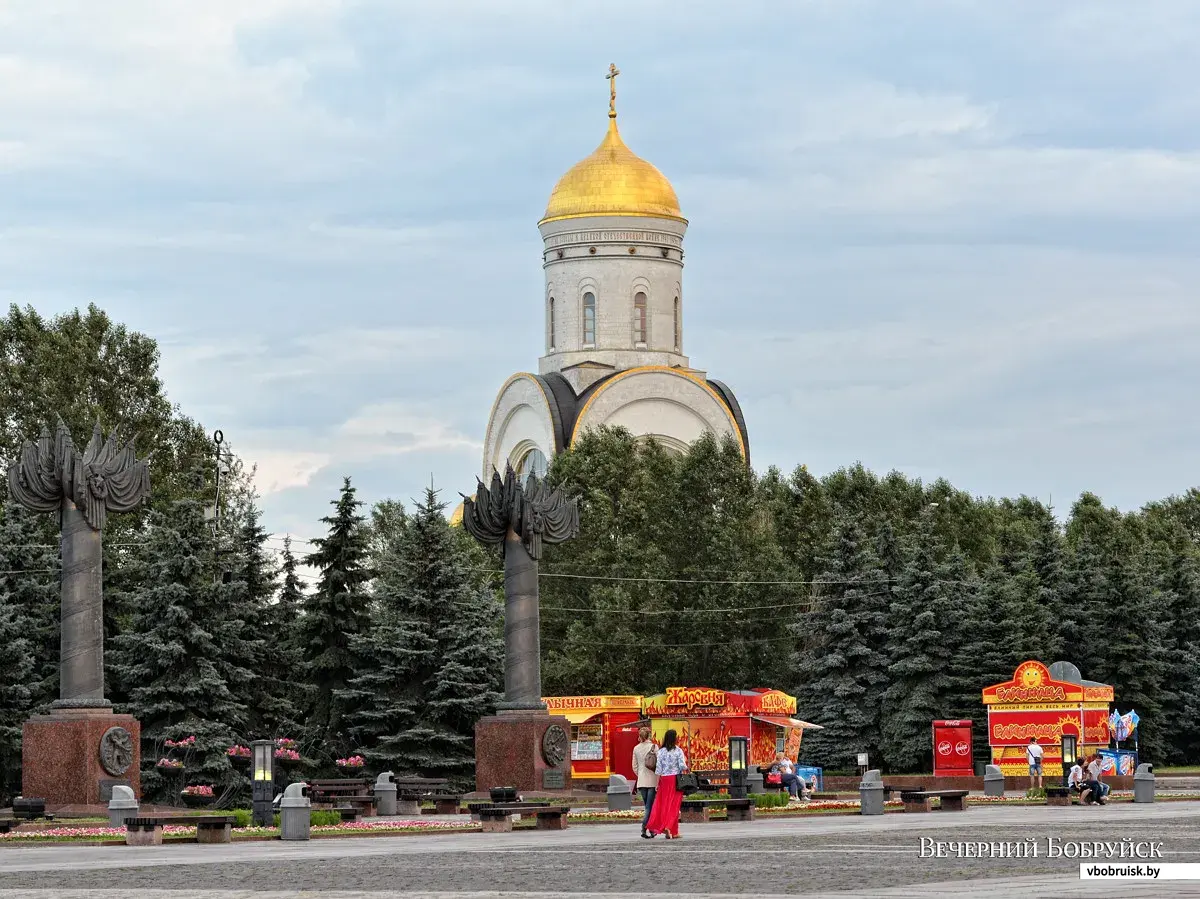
[1,303,1198,803]
[541,429,1200,771]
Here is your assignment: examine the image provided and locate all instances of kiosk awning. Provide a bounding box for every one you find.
[557,710,605,725]
[752,715,824,730]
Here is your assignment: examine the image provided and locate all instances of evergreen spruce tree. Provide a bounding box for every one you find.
[1159,544,1200,763]
[227,501,296,738]
[298,478,372,757]
[881,516,976,771]
[275,536,306,646]
[343,488,501,785]
[262,535,307,737]
[109,496,248,802]
[0,503,60,707]
[1098,546,1167,757]
[792,516,889,768]
[1027,509,1068,661]
[0,589,35,802]
[1059,531,1111,676]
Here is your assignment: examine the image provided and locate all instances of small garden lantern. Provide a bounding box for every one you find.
[1061,733,1078,788]
[728,736,749,799]
[252,739,275,826]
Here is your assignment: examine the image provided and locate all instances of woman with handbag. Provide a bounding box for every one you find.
[645,729,688,839]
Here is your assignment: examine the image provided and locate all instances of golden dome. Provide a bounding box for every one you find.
[540,82,684,225]
[448,501,464,527]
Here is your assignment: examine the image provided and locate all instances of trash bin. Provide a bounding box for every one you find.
[859,769,884,816]
[606,774,633,811]
[746,770,765,794]
[1134,763,1155,804]
[374,771,397,816]
[984,764,1005,797]
[108,785,139,826]
[279,782,311,841]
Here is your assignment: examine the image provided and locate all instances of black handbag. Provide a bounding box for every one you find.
[676,772,699,795]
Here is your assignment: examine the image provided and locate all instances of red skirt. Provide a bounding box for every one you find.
[645,773,682,837]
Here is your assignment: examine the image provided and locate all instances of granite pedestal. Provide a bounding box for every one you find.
[474,713,573,793]
[22,708,141,807]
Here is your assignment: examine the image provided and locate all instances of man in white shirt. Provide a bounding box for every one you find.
[632,727,659,838]
[1086,755,1108,805]
[1026,738,1044,789]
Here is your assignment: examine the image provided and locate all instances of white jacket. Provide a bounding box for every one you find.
[632,740,660,789]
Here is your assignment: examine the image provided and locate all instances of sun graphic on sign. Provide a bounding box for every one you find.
[1016,662,1046,687]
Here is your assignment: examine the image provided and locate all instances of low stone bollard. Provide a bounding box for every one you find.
[606,774,632,812]
[108,785,139,827]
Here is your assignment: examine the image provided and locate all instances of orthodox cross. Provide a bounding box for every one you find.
[606,63,620,118]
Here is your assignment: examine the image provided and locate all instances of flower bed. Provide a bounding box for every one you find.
[0,824,199,842]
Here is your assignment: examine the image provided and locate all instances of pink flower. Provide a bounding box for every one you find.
[275,738,298,749]
[182,784,214,797]
[336,755,365,767]
[227,745,251,758]
[274,748,300,761]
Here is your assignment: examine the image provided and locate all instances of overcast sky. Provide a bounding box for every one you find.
[3,1,1198,550]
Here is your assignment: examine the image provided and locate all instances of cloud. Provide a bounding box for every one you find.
[3,0,1199,543]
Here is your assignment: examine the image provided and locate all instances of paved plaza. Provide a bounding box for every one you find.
[2,802,1200,897]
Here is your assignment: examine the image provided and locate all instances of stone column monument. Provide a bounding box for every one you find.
[7,420,150,808]
[462,465,579,792]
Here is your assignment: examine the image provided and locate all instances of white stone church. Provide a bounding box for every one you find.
[478,68,750,486]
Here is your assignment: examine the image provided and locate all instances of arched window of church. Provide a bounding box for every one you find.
[518,448,548,486]
[633,292,647,345]
[673,296,680,350]
[548,297,556,350]
[583,292,596,345]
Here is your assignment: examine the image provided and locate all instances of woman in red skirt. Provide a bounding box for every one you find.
[645,729,689,839]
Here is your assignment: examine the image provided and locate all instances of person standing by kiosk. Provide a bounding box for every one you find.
[632,727,659,839]
[645,729,688,840]
[1026,738,1044,789]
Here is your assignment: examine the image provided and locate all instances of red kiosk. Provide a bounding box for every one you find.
[932,720,974,777]
[543,687,822,786]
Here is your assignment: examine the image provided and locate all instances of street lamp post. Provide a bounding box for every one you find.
[728,736,749,800]
[252,740,275,827]
[1061,734,1078,789]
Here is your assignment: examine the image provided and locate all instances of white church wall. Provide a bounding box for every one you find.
[539,214,689,380]
[481,375,556,479]
[571,369,744,456]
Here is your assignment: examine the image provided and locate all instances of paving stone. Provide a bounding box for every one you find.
[0,802,1198,896]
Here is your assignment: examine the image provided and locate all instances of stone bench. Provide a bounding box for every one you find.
[425,793,463,815]
[125,815,237,846]
[467,801,549,822]
[477,804,568,833]
[1045,786,1072,806]
[680,798,755,823]
[899,790,968,813]
[310,779,375,816]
